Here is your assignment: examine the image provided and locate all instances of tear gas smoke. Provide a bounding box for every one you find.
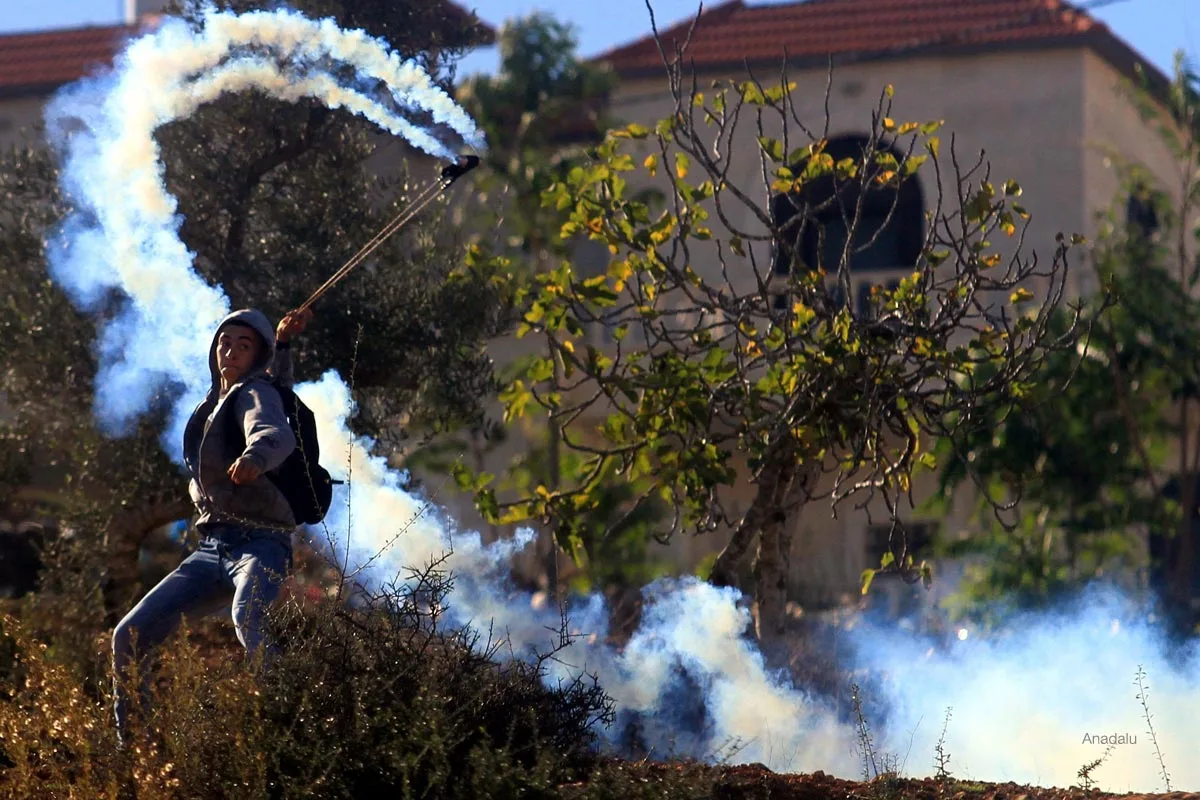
[44,5,482,440]
[845,585,1197,791]
[41,6,1198,792]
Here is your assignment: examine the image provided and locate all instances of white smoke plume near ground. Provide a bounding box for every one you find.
[847,586,1200,792]
[300,372,860,773]
[40,6,1200,793]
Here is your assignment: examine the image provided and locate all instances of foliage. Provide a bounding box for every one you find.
[461,45,1087,639]
[450,13,675,596]
[492,427,675,594]
[931,51,1200,628]
[457,12,617,259]
[160,0,512,448]
[0,143,185,614]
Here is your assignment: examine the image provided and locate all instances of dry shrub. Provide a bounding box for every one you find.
[0,556,615,799]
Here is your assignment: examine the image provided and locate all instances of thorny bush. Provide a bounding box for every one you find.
[0,555,615,799]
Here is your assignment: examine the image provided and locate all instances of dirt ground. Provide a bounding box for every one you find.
[558,760,1199,800]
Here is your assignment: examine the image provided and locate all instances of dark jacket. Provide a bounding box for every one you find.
[182,309,297,531]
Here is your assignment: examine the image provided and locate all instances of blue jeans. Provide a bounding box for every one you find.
[112,524,292,735]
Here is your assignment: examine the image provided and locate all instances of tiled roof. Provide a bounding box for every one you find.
[0,24,134,96]
[0,4,496,98]
[596,0,1154,79]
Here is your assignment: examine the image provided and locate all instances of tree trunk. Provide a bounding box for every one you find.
[1168,502,1197,630]
[710,437,816,647]
[753,459,817,643]
[753,510,791,641]
[103,497,192,624]
[1167,400,1200,631]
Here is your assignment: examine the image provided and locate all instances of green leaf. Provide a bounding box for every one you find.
[740,81,766,105]
[802,153,834,181]
[787,144,816,165]
[757,136,785,162]
[674,152,690,180]
[451,460,473,492]
[476,489,499,522]
[861,569,877,595]
[764,81,797,103]
[499,380,533,422]
[965,182,996,222]
[900,154,928,177]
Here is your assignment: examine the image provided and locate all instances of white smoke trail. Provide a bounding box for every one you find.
[42,4,858,779]
[44,6,483,440]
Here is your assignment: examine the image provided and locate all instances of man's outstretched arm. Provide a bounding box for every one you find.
[270,308,314,389]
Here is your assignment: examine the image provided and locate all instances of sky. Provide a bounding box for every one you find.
[3,0,1197,79]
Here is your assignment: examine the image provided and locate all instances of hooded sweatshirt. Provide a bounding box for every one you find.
[182,309,297,531]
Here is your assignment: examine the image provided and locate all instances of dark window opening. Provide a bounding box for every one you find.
[770,135,924,313]
[815,210,906,274]
[826,281,847,311]
[1126,186,1159,239]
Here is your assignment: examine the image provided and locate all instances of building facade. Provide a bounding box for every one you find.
[557,0,1181,612]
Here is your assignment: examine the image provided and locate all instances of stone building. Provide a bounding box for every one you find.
[569,0,1180,613]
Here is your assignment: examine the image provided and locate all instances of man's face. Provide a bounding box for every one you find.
[215,323,262,384]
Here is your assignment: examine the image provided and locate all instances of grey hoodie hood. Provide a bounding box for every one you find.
[186,307,297,530]
[208,308,277,391]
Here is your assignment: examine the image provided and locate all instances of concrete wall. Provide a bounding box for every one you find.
[1081,50,1183,280]
[611,47,1090,286]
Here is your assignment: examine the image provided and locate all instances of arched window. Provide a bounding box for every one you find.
[770,134,924,317]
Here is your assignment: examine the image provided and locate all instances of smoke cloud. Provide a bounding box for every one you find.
[847,585,1197,792]
[41,6,1198,794]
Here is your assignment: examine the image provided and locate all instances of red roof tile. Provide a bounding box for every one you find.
[597,0,1144,77]
[0,24,135,96]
